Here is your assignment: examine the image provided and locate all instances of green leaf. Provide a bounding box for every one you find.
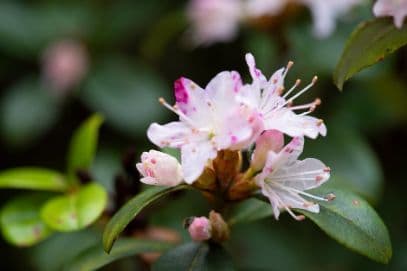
[65,239,174,271]
[0,168,67,191]
[227,199,272,226]
[80,58,168,137]
[0,77,59,147]
[0,194,53,246]
[297,187,392,264]
[67,114,103,183]
[152,242,235,271]
[103,185,188,253]
[334,18,407,90]
[41,183,107,232]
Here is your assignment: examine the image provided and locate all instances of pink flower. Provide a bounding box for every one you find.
[298,0,364,38]
[373,0,407,28]
[255,137,331,220]
[187,0,243,45]
[147,72,256,184]
[136,150,183,186]
[188,217,212,241]
[245,0,288,18]
[42,39,88,95]
[238,53,327,140]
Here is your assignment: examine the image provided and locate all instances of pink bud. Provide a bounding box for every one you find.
[136,150,183,186]
[188,217,212,241]
[251,130,284,170]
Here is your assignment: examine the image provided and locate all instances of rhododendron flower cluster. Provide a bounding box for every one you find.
[138,53,331,220]
[373,0,407,28]
[186,0,364,45]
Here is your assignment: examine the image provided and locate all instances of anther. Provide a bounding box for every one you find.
[325,193,336,201]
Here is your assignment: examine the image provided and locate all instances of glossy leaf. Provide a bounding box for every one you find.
[66,114,103,182]
[296,187,392,264]
[41,183,107,232]
[153,242,234,271]
[103,185,188,253]
[227,199,272,226]
[0,168,66,191]
[334,18,407,90]
[0,194,53,246]
[65,239,173,271]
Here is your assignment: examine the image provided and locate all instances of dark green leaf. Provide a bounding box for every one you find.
[0,78,59,147]
[0,168,66,191]
[103,185,188,253]
[65,239,173,271]
[227,199,272,226]
[80,58,168,137]
[67,114,103,183]
[31,229,100,271]
[153,242,234,271]
[334,18,407,90]
[41,183,107,232]
[0,194,53,246]
[297,187,392,264]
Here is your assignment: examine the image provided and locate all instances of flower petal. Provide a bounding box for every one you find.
[265,108,326,139]
[174,77,211,126]
[245,53,267,84]
[181,141,217,184]
[147,122,192,148]
[272,158,330,191]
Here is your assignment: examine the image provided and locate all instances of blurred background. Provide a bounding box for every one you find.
[0,0,406,270]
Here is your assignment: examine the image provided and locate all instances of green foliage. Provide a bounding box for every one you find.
[227,199,272,226]
[334,18,407,90]
[41,183,107,232]
[65,239,174,271]
[297,187,392,264]
[66,114,103,183]
[0,78,59,147]
[81,58,168,137]
[103,185,188,253]
[153,242,234,271]
[0,168,66,191]
[0,194,53,246]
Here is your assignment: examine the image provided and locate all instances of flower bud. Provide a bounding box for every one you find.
[209,211,230,243]
[136,150,183,186]
[251,130,284,171]
[187,217,212,241]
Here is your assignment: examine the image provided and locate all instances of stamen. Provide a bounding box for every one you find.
[282,79,301,99]
[325,193,336,201]
[158,97,196,127]
[286,76,318,104]
[289,98,321,111]
[282,61,294,78]
[283,205,306,221]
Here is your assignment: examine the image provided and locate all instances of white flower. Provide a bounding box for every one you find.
[186,0,243,45]
[298,0,364,38]
[136,150,183,186]
[373,0,407,28]
[244,0,288,18]
[255,137,330,220]
[238,53,327,139]
[147,72,257,184]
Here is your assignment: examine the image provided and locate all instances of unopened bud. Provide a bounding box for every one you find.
[136,150,183,186]
[251,130,284,171]
[209,211,230,242]
[188,217,212,242]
